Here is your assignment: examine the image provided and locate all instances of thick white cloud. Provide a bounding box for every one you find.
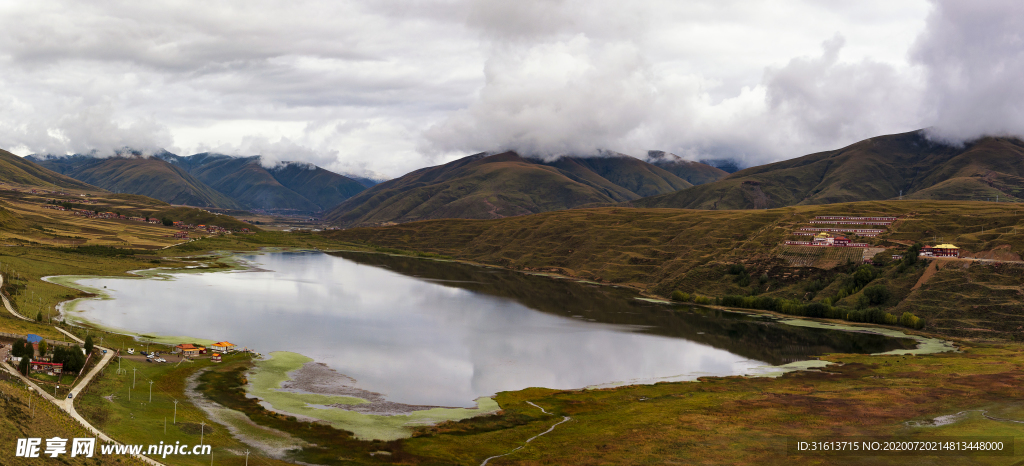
[1,0,1021,177]
[913,0,1024,142]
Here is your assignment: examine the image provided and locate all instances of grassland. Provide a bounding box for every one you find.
[5,191,1024,464]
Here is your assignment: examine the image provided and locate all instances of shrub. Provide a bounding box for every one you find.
[18,357,29,375]
[804,279,825,293]
[735,274,750,287]
[671,290,691,302]
[727,263,746,275]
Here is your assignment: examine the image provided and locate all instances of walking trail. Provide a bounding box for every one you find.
[479,402,571,466]
[0,273,32,321]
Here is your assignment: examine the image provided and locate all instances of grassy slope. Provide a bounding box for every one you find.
[637,130,1024,210]
[324,152,692,227]
[323,200,1024,340]
[646,150,730,185]
[269,163,367,210]
[0,149,97,190]
[183,155,320,211]
[33,155,242,209]
[176,154,366,212]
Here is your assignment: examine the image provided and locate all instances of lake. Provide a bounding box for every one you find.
[64,251,915,409]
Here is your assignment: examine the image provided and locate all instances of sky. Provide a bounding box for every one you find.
[0,1,1021,179]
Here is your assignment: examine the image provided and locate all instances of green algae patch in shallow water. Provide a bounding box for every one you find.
[249,352,501,441]
[777,319,957,355]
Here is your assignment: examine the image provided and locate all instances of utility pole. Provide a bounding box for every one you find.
[132,368,137,389]
[200,422,205,446]
[148,381,153,402]
[173,399,178,424]
[245,450,250,465]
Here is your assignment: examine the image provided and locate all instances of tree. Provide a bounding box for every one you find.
[52,346,86,373]
[864,285,891,306]
[18,357,29,375]
[35,311,42,322]
[162,218,173,226]
[37,340,47,358]
[853,265,877,288]
[904,243,922,266]
[11,339,25,359]
[84,335,94,354]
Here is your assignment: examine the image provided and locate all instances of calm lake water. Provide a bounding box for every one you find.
[67,251,914,407]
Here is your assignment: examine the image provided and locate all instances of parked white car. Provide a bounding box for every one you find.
[127,348,135,355]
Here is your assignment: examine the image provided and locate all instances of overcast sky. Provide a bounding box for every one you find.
[1,1,1021,178]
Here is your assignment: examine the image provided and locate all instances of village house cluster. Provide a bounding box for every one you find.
[38,198,250,239]
[783,215,962,259]
[4,334,73,376]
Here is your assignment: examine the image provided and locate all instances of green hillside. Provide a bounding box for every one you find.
[646,150,730,185]
[323,200,1024,340]
[636,130,1024,210]
[324,151,692,227]
[30,153,242,209]
[0,149,97,191]
[178,154,365,212]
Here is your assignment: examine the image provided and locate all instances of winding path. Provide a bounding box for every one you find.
[0,274,163,464]
[480,402,571,466]
[0,273,32,321]
[2,345,162,465]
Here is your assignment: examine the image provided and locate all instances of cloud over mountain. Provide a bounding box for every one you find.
[1,1,1023,175]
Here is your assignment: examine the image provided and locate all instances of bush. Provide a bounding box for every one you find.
[759,273,770,283]
[162,217,173,226]
[671,290,691,302]
[18,357,29,375]
[693,295,713,305]
[804,279,825,293]
[727,263,746,275]
[735,274,750,287]
[863,285,891,305]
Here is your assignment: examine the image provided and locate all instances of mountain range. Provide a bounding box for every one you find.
[12,128,1024,224]
[323,151,716,227]
[29,151,368,212]
[636,130,1024,210]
